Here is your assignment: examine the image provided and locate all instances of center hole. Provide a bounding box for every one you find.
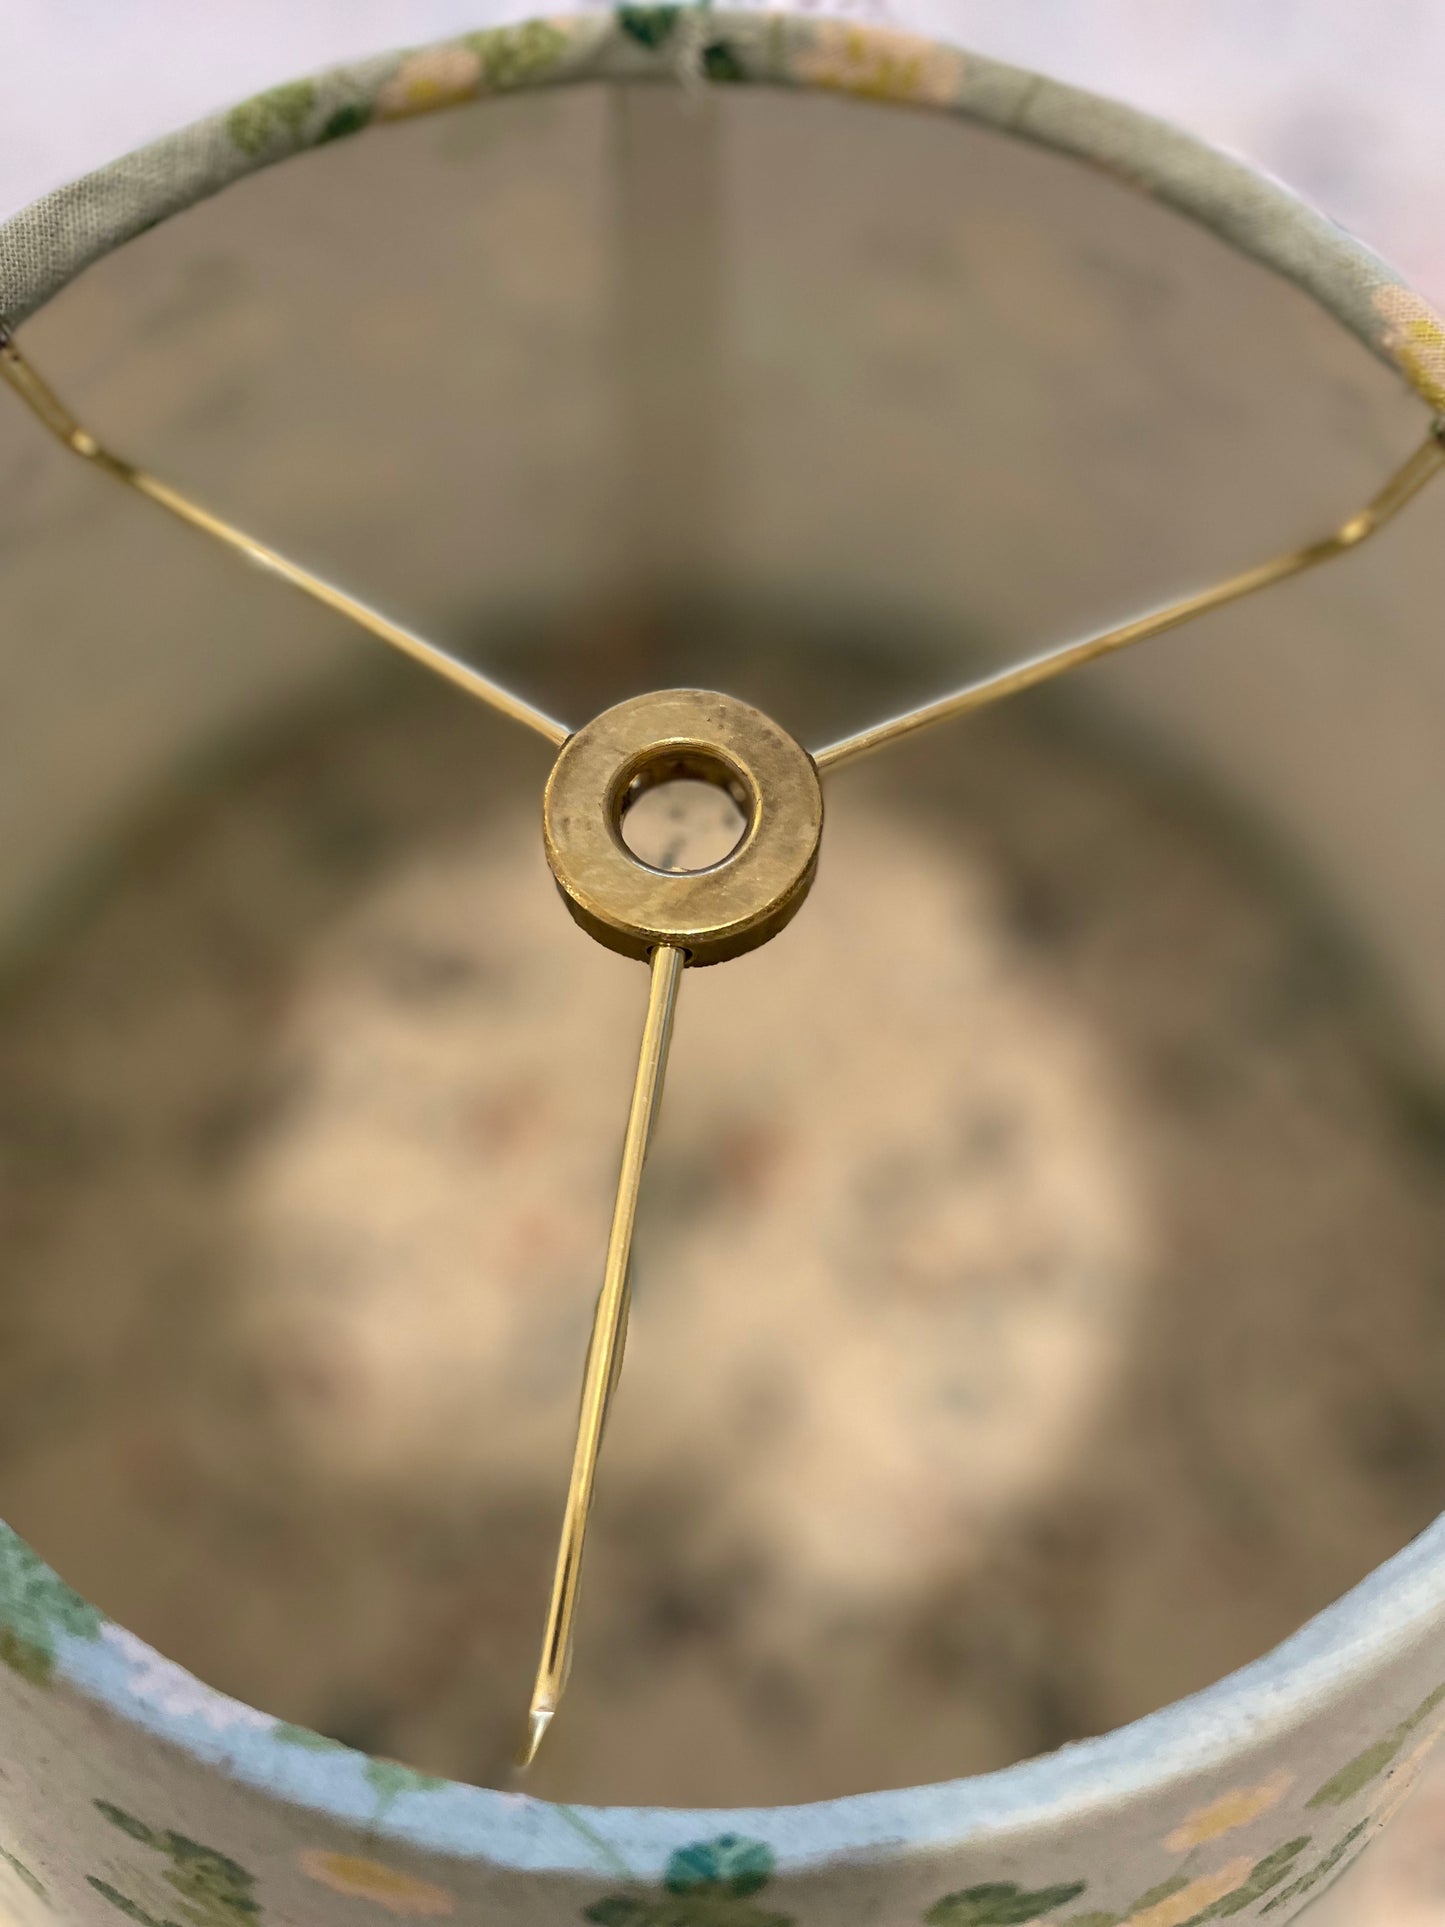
[618,753,751,875]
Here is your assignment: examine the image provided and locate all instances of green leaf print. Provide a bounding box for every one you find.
[1309,1681,1445,1807]
[700,42,747,82]
[96,1806,161,1848]
[225,82,317,156]
[1260,1821,1368,1915]
[1309,1739,1399,1809]
[1402,1682,1445,1735]
[1122,1877,1189,1921]
[926,1883,1087,1927]
[87,1877,183,1927]
[0,1523,103,1685]
[318,102,372,144]
[1,1845,49,1904]
[618,7,683,49]
[464,21,570,89]
[1206,1837,1311,1918]
[585,1837,791,1927]
[162,1834,260,1927]
[363,1757,447,1809]
[666,1839,774,1898]
[271,1722,345,1752]
[273,1729,446,1815]
[1056,1832,1322,1927]
[91,1805,260,1927]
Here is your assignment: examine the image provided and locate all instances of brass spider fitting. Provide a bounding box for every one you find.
[2,320,1441,1770]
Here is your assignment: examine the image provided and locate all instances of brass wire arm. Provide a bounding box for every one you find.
[10,308,1442,1777]
[522,941,685,1770]
[813,424,1445,774]
[0,327,570,749]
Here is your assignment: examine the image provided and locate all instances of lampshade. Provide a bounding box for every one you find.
[2,12,1444,1927]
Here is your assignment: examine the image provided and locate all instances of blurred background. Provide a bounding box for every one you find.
[2,5,1445,1924]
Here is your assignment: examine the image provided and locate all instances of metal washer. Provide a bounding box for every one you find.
[542,689,824,966]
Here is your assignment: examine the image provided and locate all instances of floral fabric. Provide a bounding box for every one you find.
[3,1503,1445,1927]
[1,8,1445,1926]
[0,9,1442,411]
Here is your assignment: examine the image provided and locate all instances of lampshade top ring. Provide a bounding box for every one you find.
[1,10,1442,418]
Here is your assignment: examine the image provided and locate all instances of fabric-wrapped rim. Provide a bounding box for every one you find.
[1,10,1443,414]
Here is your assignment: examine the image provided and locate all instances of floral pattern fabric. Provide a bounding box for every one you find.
[0,7,1441,413]
[0,7,1444,1927]
[3,1498,1445,1927]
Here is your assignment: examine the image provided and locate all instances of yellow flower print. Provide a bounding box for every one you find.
[1164,1768,1293,1853]
[1123,1857,1253,1927]
[375,46,483,121]
[796,23,965,108]
[1373,284,1445,412]
[298,1850,455,1916]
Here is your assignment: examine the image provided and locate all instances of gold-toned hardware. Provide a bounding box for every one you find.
[543,689,824,966]
[813,426,1445,774]
[522,939,685,1770]
[0,326,570,748]
[9,292,1442,1783]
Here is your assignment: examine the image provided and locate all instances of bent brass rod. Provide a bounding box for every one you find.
[813,426,1445,774]
[0,327,569,747]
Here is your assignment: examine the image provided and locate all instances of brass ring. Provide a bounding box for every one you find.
[542,689,824,966]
